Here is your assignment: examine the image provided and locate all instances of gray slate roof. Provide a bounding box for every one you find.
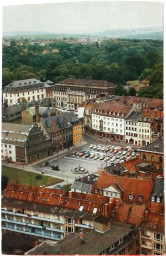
[3,78,44,92]
[125,111,142,122]
[27,107,55,117]
[42,112,79,130]
[138,137,164,153]
[150,176,164,203]
[26,221,134,255]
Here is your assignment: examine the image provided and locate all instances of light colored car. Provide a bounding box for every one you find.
[93,145,97,150]
[118,151,122,155]
[105,157,110,161]
[122,151,127,155]
[89,144,94,149]
[94,155,99,160]
[110,156,116,162]
[99,155,105,160]
[90,153,95,158]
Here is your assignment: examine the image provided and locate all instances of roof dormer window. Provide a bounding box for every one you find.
[157,197,161,203]
[129,194,133,200]
[151,196,155,202]
[138,195,143,201]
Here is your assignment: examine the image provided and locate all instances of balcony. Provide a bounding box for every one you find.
[141,243,152,250]
[2,227,61,241]
[2,218,64,233]
[75,223,93,229]
[2,210,63,224]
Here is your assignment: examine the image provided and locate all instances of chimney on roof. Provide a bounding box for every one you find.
[79,232,85,244]
[35,105,40,123]
[104,203,109,218]
[87,175,91,181]
[69,191,72,199]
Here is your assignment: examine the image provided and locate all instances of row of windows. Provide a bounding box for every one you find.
[74,138,82,143]
[73,133,82,137]
[126,127,137,131]
[93,115,123,121]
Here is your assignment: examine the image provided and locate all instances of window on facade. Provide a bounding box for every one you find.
[100,190,102,195]
[154,243,162,252]
[129,194,133,200]
[143,154,146,160]
[138,195,143,201]
[151,196,155,202]
[66,218,73,224]
[66,226,73,233]
[154,233,162,242]
[157,197,161,203]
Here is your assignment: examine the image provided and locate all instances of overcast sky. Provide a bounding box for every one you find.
[2,1,164,34]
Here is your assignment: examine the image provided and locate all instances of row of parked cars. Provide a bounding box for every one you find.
[72,144,138,164]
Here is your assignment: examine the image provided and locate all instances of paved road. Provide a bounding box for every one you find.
[3,133,141,187]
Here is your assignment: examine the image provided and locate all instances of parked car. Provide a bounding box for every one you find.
[99,155,105,160]
[72,151,77,155]
[76,152,80,156]
[90,153,95,158]
[94,155,99,160]
[122,151,127,155]
[93,145,97,150]
[85,153,90,158]
[89,144,94,149]
[79,152,85,157]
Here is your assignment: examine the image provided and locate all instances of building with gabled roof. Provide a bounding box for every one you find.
[1,122,52,163]
[139,178,165,256]
[53,78,115,110]
[93,172,153,204]
[3,78,47,106]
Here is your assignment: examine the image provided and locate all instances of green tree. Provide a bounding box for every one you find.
[128,87,137,96]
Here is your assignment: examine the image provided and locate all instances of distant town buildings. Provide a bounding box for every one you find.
[53,78,115,110]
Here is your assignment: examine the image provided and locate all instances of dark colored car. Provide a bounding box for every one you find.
[85,153,90,158]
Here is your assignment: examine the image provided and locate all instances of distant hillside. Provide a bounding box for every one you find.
[3,26,163,41]
[95,27,163,40]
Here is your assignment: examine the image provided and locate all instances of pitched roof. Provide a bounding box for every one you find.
[26,221,133,255]
[140,202,164,233]
[3,78,44,92]
[122,158,143,173]
[91,102,132,119]
[125,111,142,121]
[138,137,164,153]
[56,78,114,88]
[2,123,34,145]
[3,183,109,215]
[93,173,153,204]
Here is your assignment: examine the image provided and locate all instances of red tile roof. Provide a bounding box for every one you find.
[122,158,143,173]
[91,102,132,118]
[93,173,153,204]
[3,183,109,215]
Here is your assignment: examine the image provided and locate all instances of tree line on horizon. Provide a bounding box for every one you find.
[2,38,163,98]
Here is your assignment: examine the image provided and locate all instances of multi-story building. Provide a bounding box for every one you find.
[91,102,132,141]
[44,80,54,99]
[25,221,139,255]
[41,112,81,152]
[125,111,142,145]
[1,122,52,164]
[3,78,47,106]
[140,176,165,256]
[53,78,115,110]
[137,137,164,169]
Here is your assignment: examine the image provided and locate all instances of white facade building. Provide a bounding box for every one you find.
[1,142,16,162]
[3,78,47,106]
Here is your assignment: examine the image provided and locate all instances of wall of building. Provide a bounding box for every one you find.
[1,143,16,162]
[73,124,82,145]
